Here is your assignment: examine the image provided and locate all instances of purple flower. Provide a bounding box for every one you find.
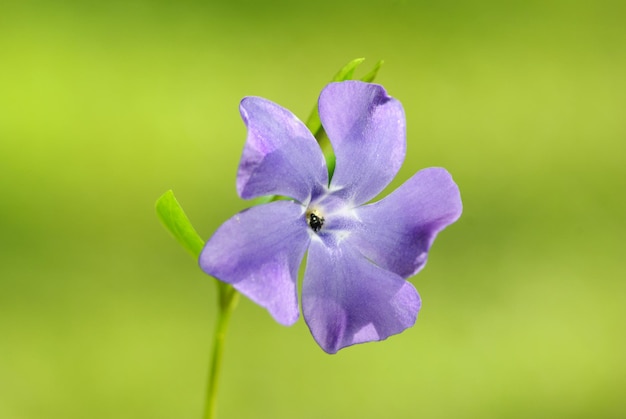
[199,81,462,353]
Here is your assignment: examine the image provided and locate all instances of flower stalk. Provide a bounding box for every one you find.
[204,283,239,419]
[155,190,240,418]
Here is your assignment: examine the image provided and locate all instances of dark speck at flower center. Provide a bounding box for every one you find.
[307,211,325,233]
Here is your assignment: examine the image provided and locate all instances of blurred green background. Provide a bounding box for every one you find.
[1,0,625,418]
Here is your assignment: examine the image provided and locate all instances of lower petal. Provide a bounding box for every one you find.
[199,201,310,325]
[302,239,421,354]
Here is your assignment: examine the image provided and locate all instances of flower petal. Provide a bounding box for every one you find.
[319,81,406,205]
[199,201,310,325]
[302,238,420,354]
[348,167,462,278]
[237,97,328,203]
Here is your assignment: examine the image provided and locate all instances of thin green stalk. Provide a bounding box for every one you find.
[203,283,239,419]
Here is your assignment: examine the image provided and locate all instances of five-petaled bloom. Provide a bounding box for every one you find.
[199,81,462,353]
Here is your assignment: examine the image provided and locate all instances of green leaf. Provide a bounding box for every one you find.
[331,57,366,82]
[304,110,323,142]
[156,190,205,258]
[360,59,384,82]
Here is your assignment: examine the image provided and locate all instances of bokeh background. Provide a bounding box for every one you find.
[1,0,625,418]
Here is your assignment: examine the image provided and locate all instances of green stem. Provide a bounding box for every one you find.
[203,283,239,419]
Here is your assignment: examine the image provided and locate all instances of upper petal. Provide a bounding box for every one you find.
[347,167,462,278]
[237,97,328,203]
[199,201,310,325]
[319,81,406,205]
[302,238,421,354]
